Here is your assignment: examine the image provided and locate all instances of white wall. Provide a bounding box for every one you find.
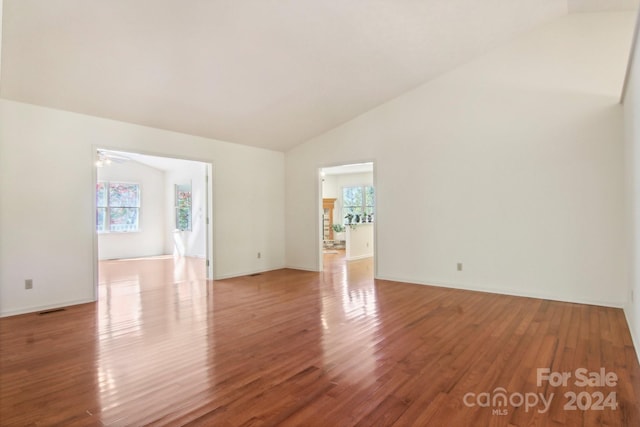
[346,223,374,261]
[568,0,639,12]
[0,99,285,316]
[623,12,640,362]
[165,163,207,258]
[97,160,166,260]
[0,0,3,85]
[321,175,338,199]
[286,12,634,307]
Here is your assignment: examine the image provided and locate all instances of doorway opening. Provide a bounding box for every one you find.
[92,148,214,301]
[319,162,376,273]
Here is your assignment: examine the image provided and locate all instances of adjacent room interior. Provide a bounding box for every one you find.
[94,149,212,306]
[2,1,640,425]
[320,162,375,270]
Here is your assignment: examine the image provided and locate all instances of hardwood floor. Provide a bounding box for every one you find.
[1,253,639,426]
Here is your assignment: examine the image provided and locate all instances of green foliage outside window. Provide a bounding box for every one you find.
[343,185,375,222]
[176,183,192,231]
[96,182,140,232]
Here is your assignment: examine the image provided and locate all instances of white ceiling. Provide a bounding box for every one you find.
[101,149,204,172]
[569,0,639,12]
[1,1,636,152]
[323,163,373,176]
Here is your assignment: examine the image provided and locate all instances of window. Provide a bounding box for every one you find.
[343,185,375,222]
[175,183,192,231]
[96,182,140,232]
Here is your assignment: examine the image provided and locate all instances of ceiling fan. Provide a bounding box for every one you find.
[95,150,130,167]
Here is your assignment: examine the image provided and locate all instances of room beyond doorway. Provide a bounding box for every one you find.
[319,162,376,273]
[94,148,214,299]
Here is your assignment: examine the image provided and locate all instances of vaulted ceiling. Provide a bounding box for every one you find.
[1,0,637,151]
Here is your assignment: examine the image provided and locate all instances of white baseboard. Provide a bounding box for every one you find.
[623,305,640,366]
[346,254,373,261]
[214,265,287,280]
[284,264,320,273]
[0,298,95,318]
[374,274,625,309]
[182,253,206,259]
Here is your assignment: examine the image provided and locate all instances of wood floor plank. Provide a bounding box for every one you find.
[1,253,639,426]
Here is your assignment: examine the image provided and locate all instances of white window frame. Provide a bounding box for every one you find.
[96,181,141,233]
[342,184,375,223]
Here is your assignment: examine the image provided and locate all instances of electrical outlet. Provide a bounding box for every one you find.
[457,263,463,272]
[25,279,33,290]
[257,252,261,259]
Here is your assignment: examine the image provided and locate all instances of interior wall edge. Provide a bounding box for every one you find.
[375,274,627,309]
[214,265,288,281]
[625,305,640,365]
[0,298,94,319]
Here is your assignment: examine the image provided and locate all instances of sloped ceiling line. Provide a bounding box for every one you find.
[0,1,637,150]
